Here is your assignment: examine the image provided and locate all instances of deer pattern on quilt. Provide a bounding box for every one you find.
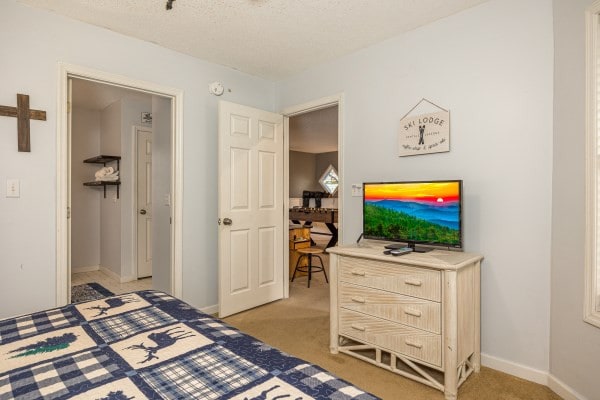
[124,327,195,364]
[86,295,140,317]
[244,385,303,400]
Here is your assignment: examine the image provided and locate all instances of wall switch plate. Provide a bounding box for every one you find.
[6,179,20,198]
[351,184,362,197]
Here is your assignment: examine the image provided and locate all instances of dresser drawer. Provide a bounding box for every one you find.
[339,256,441,302]
[339,282,441,334]
[339,309,441,367]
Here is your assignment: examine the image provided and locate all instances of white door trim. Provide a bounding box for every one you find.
[56,62,184,306]
[281,93,344,298]
[585,1,600,329]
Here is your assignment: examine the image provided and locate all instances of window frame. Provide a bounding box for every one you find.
[584,1,600,328]
[318,164,339,195]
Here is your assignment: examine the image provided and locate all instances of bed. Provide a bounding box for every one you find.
[0,290,378,399]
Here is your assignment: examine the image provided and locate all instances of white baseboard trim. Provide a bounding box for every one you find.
[72,265,99,274]
[119,275,136,283]
[200,304,219,315]
[548,374,587,400]
[99,266,121,283]
[482,354,586,400]
[98,267,137,284]
[481,353,548,385]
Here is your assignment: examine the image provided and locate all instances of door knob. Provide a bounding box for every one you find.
[223,218,232,225]
[140,209,147,215]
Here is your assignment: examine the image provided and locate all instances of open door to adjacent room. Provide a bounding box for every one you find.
[217,100,285,318]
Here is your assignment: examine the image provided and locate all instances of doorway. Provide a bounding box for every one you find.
[69,79,155,301]
[56,63,183,306]
[283,94,343,299]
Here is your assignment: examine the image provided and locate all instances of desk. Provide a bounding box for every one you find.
[289,207,338,248]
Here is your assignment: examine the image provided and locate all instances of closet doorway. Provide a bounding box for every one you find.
[56,64,183,306]
[69,79,157,298]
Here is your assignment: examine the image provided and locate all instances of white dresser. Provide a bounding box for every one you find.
[327,243,483,400]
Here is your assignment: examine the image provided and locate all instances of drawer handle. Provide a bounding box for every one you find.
[351,324,366,332]
[351,296,366,304]
[351,270,366,277]
[405,340,423,349]
[404,309,422,318]
[405,279,422,287]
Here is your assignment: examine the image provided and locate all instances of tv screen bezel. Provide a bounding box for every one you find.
[362,179,463,250]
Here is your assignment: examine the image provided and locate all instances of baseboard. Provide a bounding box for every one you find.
[547,374,588,400]
[481,353,548,385]
[119,275,136,283]
[99,266,122,283]
[71,265,99,274]
[482,354,586,400]
[98,266,137,284]
[200,304,219,316]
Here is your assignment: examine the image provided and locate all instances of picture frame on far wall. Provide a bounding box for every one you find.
[141,112,152,124]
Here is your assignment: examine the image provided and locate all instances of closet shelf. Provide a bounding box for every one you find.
[83,155,121,165]
[83,181,121,187]
[83,155,121,199]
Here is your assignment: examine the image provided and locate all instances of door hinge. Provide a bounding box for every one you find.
[67,206,71,219]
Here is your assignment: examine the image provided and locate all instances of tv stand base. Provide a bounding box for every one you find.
[383,242,434,253]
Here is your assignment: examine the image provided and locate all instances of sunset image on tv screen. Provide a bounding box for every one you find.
[363,181,461,245]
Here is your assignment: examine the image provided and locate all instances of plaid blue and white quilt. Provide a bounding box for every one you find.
[0,290,379,399]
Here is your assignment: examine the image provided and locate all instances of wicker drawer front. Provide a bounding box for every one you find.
[340,309,441,367]
[339,282,441,334]
[339,256,441,302]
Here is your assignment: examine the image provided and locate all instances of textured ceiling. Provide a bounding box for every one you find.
[18,0,487,80]
[290,106,338,154]
[72,79,151,111]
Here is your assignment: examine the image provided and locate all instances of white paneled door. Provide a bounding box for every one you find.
[218,101,284,317]
[137,128,153,278]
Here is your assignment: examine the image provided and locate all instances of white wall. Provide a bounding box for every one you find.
[71,107,100,269]
[551,0,600,398]
[99,101,122,276]
[278,0,554,372]
[0,0,276,318]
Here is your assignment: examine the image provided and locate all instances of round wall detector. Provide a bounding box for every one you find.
[209,81,224,96]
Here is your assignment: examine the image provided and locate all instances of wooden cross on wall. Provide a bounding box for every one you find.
[0,94,46,152]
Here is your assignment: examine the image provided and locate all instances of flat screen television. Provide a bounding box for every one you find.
[363,180,462,251]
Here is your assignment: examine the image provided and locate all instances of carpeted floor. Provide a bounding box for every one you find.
[224,254,562,400]
[71,282,114,303]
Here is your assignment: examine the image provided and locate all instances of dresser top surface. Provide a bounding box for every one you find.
[327,242,483,270]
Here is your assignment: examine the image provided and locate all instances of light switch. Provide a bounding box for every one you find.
[6,179,20,198]
[351,184,362,197]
